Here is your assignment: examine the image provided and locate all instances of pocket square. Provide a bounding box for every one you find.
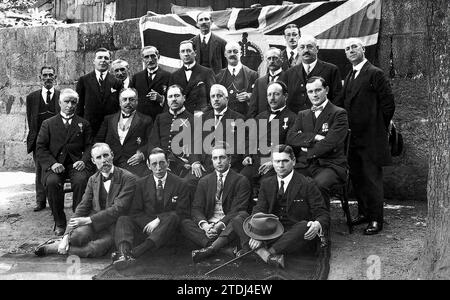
[111,88,117,93]
[171,196,178,203]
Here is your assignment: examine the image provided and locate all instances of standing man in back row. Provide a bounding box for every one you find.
[76,47,123,136]
[281,24,302,71]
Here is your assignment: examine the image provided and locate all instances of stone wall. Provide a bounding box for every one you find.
[0,0,429,200]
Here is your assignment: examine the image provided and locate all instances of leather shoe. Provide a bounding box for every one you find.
[112,251,135,270]
[192,246,215,263]
[33,205,46,212]
[363,221,383,235]
[267,254,285,269]
[351,214,369,226]
[34,238,61,257]
[54,226,65,236]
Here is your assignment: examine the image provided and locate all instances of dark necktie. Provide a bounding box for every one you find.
[232,68,236,78]
[148,70,155,84]
[288,51,294,66]
[277,180,285,200]
[306,64,311,75]
[99,73,104,86]
[202,36,207,45]
[46,90,51,104]
[102,173,113,182]
[215,114,223,126]
[156,179,164,211]
[311,106,323,113]
[348,69,357,88]
[216,173,224,202]
[62,116,72,129]
[268,74,276,82]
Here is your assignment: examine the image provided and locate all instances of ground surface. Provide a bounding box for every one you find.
[0,172,427,280]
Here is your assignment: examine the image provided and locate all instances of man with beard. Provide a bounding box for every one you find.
[182,142,251,263]
[279,35,342,113]
[281,24,301,71]
[26,66,60,212]
[248,48,285,118]
[34,143,136,258]
[36,89,92,236]
[191,11,227,74]
[76,48,123,136]
[169,40,216,113]
[111,59,131,89]
[215,41,258,116]
[96,88,153,177]
[149,85,194,178]
[130,46,170,121]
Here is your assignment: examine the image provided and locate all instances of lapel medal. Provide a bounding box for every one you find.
[78,123,83,133]
[322,123,329,132]
[282,117,289,130]
[136,137,142,145]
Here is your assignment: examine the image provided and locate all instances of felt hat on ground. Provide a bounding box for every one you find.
[243,212,284,240]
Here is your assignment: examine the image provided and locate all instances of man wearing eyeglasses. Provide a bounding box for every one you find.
[130,46,171,121]
[281,24,302,71]
[279,35,342,114]
[26,66,61,212]
[215,41,258,116]
[191,11,227,75]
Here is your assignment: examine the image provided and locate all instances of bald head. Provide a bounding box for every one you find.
[344,38,366,66]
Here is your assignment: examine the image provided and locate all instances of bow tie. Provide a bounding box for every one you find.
[102,173,113,182]
[61,115,73,121]
[215,114,223,118]
[184,66,193,72]
[270,110,281,115]
[311,106,324,113]
[122,113,131,119]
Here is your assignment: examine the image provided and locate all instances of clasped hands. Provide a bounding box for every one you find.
[201,221,225,239]
[51,161,85,173]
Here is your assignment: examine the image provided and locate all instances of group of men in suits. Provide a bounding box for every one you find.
[28,16,395,266]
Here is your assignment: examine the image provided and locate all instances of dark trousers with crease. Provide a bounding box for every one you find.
[115,211,180,250]
[348,147,384,223]
[68,225,113,258]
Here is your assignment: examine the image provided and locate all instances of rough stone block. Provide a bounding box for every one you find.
[0,114,27,142]
[56,51,86,85]
[56,25,79,52]
[112,18,141,50]
[10,52,48,86]
[381,0,426,35]
[15,26,56,53]
[0,141,34,171]
[78,22,114,51]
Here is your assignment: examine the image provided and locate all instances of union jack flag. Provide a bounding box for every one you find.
[139,0,381,75]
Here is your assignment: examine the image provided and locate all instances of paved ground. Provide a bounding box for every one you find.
[0,172,427,280]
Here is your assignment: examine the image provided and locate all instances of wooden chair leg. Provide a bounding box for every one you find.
[341,186,353,234]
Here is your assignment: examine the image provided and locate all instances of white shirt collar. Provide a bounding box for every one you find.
[215,107,228,116]
[277,170,294,190]
[95,69,108,80]
[302,59,318,72]
[169,106,186,116]
[184,62,196,70]
[271,105,286,114]
[123,77,130,89]
[200,32,212,44]
[148,66,159,74]
[268,68,282,77]
[286,47,298,57]
[153,172,168,186]
[42,87,55,94]
[120,110,135,119]
[228,62,243,75]
[216,167,230,182]
[60,111,74,119]
[101,165,115,179]
[353,58,368,72]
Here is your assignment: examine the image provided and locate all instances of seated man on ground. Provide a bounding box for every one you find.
[112,147,190,268]
[181,142,251,263]
[232,144,329,268]
[35,143,136,258]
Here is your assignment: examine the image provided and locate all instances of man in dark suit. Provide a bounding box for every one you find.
[169,40,216,113]
[112,147,190,268]
[130,46,171,121]
[280,24,301,71]
[181,142,251,262]
[76,47,123,136]
[215,41,258,116]
[149,84,195,178]
[35,143,136,258]
[191,11,227,74]
[26,66,60,212]
[111,59,131,89]
[286,76,348,208]
[335,38,395,235]
[36,89,92,236]
[241,81,297,199]
[96,88,153,177]
[248,48,285,118]
[279,35,342,114]
[232,145,329,268]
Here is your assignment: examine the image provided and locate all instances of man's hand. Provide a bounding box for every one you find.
[51,163,65,174]
[127,152,144,166]
[314,134,325,141]
[304,221,321,240]
[72,161,85,171]
[143,217,160,235]
[211,222,225,234]
[57,234,70,254]
[201,222,217,239]
[237,92,250,102]
[301,147,308,152]
[242,156,253,166]
[249,238,262,250]
[191,162,206,178]
[258,161,273,175]
[68,217,92,229]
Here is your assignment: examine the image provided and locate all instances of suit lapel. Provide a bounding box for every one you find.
[313,101,332,133]
[111,112,121,141]
[304,110,315,133]
[294,65,305,86]
[163,174,174,208]
[208,34,216,64]
[310,60,324,77]
[107,169,121,206]
[65,115,80,143]
[93,172,101,211]
[347,62,370,104]
[124,112,140,143]
[286,172,301,210]
[87,72,102,99]
[31,92,42,130]
[184,65,200,95]
[221,170,234,206]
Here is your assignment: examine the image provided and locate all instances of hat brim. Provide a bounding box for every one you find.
[242,214,284,241]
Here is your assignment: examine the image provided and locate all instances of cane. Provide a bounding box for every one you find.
[204,249,256,276]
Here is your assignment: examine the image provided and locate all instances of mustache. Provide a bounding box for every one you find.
[229,55,238,60]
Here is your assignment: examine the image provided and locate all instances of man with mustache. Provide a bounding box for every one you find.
[191,11,227,75]
[36,89,92,236]
[130,46,170,121]
[96,88,153,177]
[279,35,342,113]
[248,48,285,118]
[35,143,136,258]
[169,40,216,113]
[111,59,131,89]
[26,66,60,212]
[281,24,302,71]
[76,48,123,136]
[215,41,258,116]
